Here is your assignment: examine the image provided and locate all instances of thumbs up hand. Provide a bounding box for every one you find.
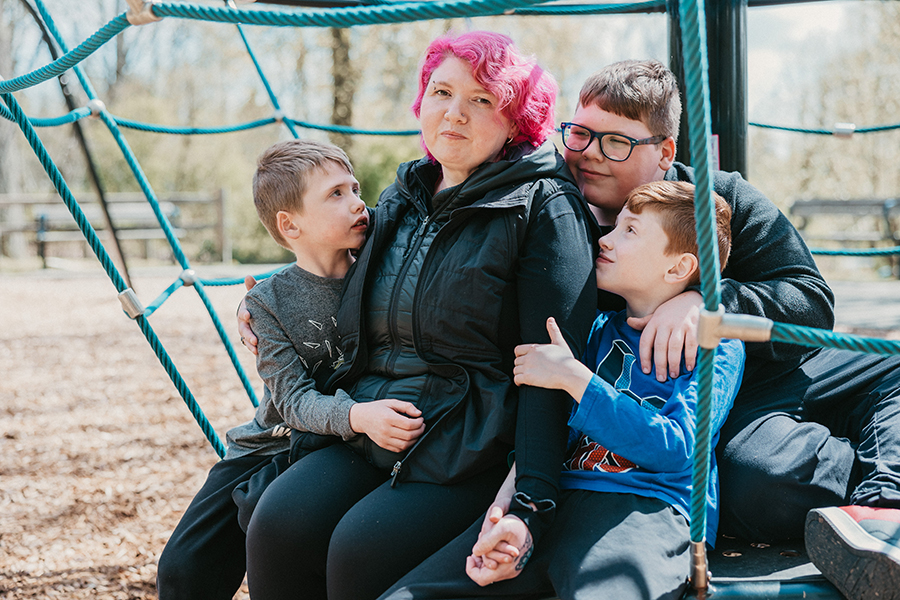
[513,318,593,403]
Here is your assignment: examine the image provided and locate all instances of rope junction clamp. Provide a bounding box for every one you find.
[833,122,856,138]
[86,99,106,118]
[180,269,198,286]
[126,0,161,25]
[698,306,773,349]
[273,109,284,123]
[690,540,710,590]
[118,288,146,319]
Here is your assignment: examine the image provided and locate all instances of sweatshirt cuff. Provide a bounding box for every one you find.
[333,390,358,441]
[507,491,556,546]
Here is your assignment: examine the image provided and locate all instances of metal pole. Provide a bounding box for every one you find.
[667,0,690,167]
[669,0,748,178]
[706,0,748,176]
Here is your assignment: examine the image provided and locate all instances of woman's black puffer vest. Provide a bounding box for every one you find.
[328,141,600,500]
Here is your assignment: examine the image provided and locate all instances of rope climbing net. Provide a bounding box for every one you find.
[3,0,900,590]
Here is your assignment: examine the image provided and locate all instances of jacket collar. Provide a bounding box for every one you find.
[396,140,576,214]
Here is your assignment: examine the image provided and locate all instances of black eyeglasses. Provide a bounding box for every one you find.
[559,122,666,162]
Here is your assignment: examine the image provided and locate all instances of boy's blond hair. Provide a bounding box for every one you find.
[579,59,681,141]
[252,140,354,247]
[625,181,732,287]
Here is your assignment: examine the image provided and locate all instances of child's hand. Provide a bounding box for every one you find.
[475,504,520,569]
[513,317,592,402]
[627,290,702,382]
[466,515,533,586]
[349,400,425,452]
[237,276,259,356]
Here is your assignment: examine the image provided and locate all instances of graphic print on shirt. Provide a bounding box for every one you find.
[565,339,665,473]
[296,313,343,377]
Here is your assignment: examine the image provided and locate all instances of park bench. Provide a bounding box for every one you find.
[789,197,900,278]
[0,190,230,265]
[789,197,900,245]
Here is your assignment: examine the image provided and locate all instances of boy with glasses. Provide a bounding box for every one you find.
[557,60,900,600]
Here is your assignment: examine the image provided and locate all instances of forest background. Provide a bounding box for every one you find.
[1,0,899,268]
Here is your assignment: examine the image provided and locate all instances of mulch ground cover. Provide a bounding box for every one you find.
[1,269,260,599]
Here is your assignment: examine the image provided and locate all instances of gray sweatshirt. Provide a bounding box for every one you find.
[225,264,356,459]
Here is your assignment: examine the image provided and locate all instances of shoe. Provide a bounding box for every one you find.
[806,506,900,600]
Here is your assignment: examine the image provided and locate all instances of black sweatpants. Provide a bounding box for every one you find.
[156,452,290,600]
[244,442,508,600]
[378,491,690,600]
[718,347,900,541]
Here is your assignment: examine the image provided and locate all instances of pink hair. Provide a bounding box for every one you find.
[411,31,558,154]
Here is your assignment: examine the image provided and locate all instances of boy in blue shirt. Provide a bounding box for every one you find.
[379,180,745,600]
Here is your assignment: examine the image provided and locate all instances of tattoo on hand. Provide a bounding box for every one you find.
[515,533,533,572]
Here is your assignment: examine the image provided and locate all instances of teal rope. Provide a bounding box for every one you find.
[2,91,226,458]
[193,280,260,407]
[751,121,900,135]
[198,264,292,287]
[33,0,102,100]
[143,278,186,318]
[100,107,261,406]
[97,110,193,269]
[136,314,227,457]
[0,105,92,127]
[115,115,277,135]
[0,13,129,94]
[678,0,719,549]
[233,21,300,139]
[772,322,900,356]
[286,117,420,136]
[29,0,261,416]
[152,0,552,27]
[510,0,667,15]
[810,246,900,256]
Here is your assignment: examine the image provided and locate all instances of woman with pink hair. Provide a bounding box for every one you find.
[243,31,598,600]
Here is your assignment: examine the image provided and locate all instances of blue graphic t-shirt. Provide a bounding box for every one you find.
[559,310,745,545]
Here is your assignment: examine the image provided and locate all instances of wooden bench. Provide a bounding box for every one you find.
[789,198,900,245]
[789,198,900,278]
[0,191,230,265]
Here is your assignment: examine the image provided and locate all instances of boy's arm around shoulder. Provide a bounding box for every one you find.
[669,165,835,361]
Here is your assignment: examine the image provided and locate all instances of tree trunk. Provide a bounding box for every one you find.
[330,27,355,153]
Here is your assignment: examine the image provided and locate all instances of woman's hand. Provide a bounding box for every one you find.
[475,464,518,569]
[466,515,533,586]
[348,400,425,453]
[238,276,259,356]
[513,318,592,403]
[627,290,702,382]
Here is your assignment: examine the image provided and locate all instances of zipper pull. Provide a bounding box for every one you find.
[416,216,430,237]
[390,461,402,487]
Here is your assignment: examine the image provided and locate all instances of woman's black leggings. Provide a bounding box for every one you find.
[245,442,508,600]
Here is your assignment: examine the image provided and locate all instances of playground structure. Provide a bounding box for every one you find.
[2,0,900,598]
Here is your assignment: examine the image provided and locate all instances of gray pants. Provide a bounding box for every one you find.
[379,491,690,600]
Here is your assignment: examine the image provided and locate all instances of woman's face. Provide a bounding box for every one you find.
[418,56,518,190]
